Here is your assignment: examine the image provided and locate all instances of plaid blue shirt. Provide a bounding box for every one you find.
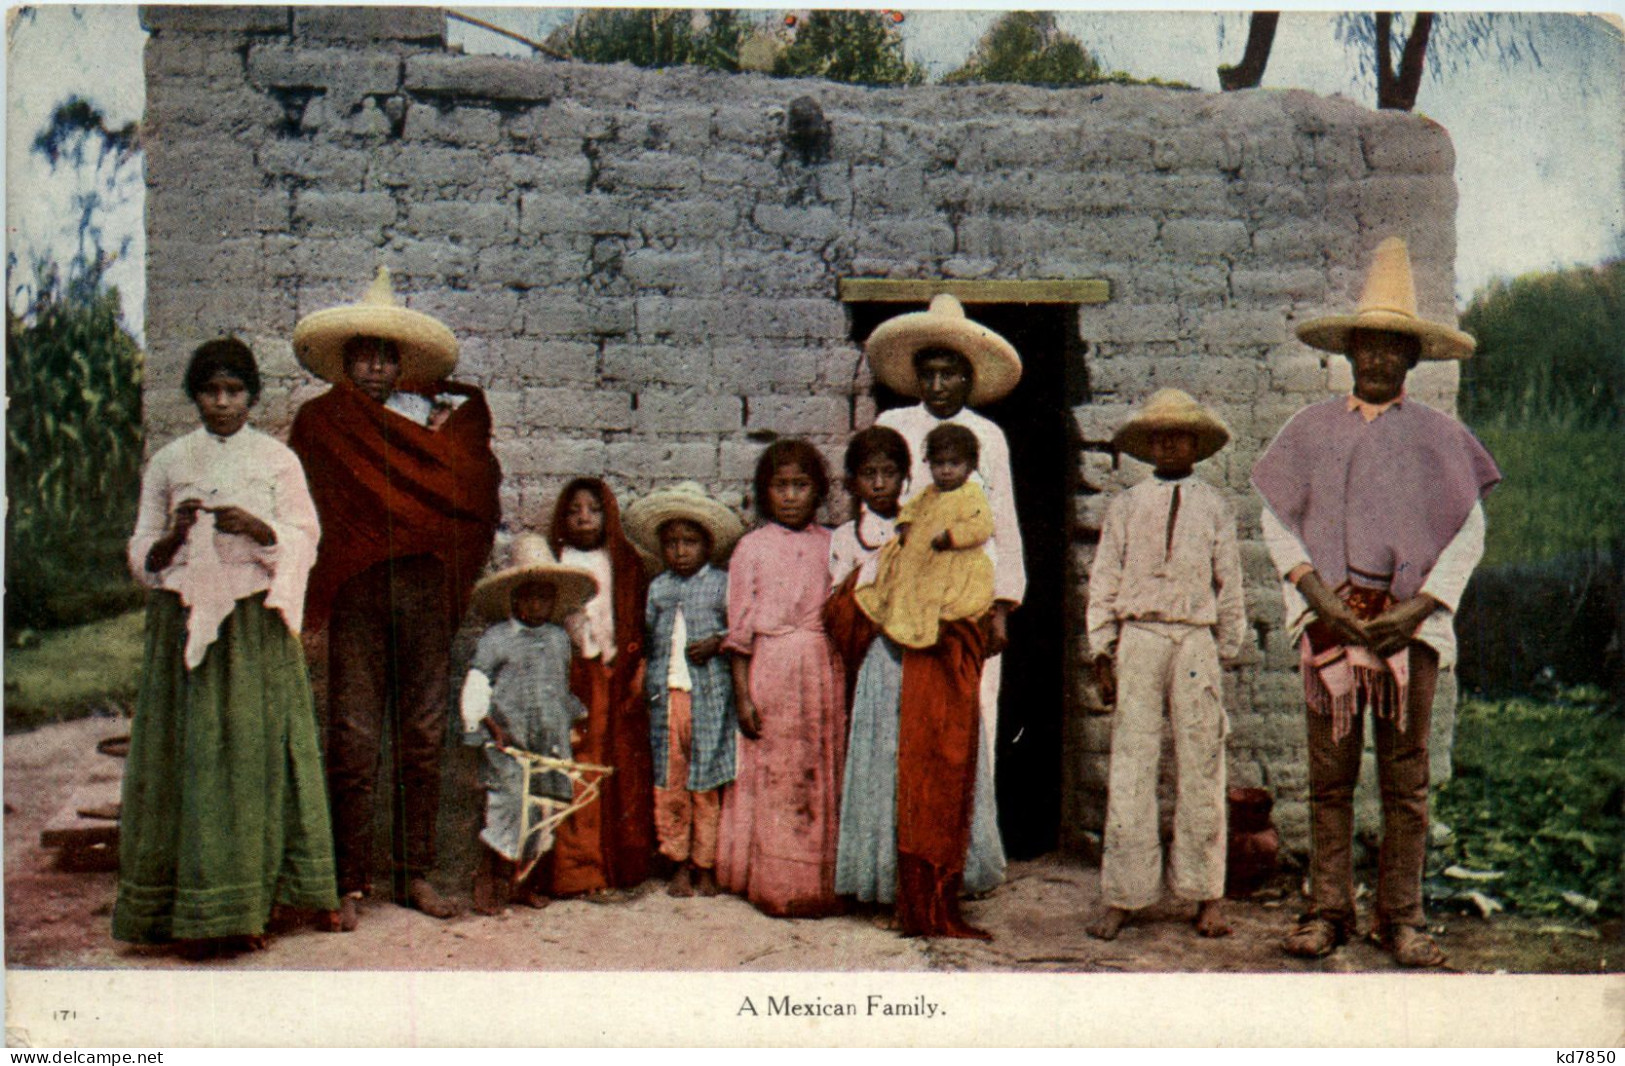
[645,564,737,790]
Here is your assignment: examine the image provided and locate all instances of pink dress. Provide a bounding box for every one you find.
[717,522,847,917]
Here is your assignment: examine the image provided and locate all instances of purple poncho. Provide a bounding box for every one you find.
[1252,397,1501,602]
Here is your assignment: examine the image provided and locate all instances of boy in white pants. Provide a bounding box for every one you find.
[1086,390,1246,941]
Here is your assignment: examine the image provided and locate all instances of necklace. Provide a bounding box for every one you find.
[854,509,893,551]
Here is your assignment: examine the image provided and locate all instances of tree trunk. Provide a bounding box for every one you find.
[1377,12,1435,110]
[1219,12,1280,91]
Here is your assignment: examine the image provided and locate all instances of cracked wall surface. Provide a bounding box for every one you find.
[141,5,1468,850]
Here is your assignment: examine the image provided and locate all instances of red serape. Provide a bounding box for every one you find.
[287,381,501,632]
[896,618,989,939]
[541,479,657,894]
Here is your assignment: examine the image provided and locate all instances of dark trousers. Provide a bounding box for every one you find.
[1305,643,1439,932]
[325,555,452,895]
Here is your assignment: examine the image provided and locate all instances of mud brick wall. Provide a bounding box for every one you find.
[140,6,1469,851]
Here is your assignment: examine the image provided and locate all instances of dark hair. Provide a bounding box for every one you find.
[341,334,402,365]
[184,337,261,403]
[843,426,911,479]
[752,438,829,520]
[911,345,974,380]
[656,516,713,554]
[924,422,979,465]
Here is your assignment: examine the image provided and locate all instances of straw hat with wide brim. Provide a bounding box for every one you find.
[865,293,1023,406]
[293,266,460,387]
[1296,237,1476,361]
[623,481,745,565]
[1113,389,1232,464]
[470,534,599,623]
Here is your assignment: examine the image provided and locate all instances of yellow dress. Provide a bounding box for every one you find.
[855,483,996,649]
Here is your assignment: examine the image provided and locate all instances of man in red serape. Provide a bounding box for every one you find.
[1253,238,1500,967]
[289,268,501,931]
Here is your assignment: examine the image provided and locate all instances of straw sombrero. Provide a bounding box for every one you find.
[1113,389,1231,464]
[1296,237,1476,361]
[623,481,745,564]
[470,534,599,623]
[865,294,1023,406]
[293,266,460,387]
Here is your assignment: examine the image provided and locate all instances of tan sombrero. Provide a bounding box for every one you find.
[1113,389,1231,464]
[623,481,745,565]
[865,293,1023,406]
[293,266,460,387]
[470,534,599,623]
[1296,237,1476,361]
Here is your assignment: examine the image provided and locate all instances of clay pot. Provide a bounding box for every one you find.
[1225,786,1280,898]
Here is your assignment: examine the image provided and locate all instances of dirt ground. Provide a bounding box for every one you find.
[5,716,1618,975]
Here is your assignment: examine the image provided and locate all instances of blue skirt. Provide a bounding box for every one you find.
[834,636,1006,902]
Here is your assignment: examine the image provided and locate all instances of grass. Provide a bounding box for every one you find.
[3,608,145,733]
[1436,688,1623,919]
[1474,417,1625,569]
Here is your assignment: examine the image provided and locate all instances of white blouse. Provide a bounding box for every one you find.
[828,505,898,588]
[128,426,320,667]
[561,545,617,664]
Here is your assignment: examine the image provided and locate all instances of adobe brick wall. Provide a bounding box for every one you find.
[140,6,1469,851]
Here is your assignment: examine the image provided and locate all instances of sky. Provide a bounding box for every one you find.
[5,6,1623,344]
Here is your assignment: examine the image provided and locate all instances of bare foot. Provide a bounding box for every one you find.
[1088,906,1131,941]
[324,892,362,933]
[1194,898,1232,938]
[667,863,695,898]
[693,866,719,897]
[406,877,461,919]
[471,873,503,916]
[517,889,552,910]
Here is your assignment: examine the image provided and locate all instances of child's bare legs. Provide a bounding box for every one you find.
[655,691,724,898]
[1195,898,1230,937]
[472,847,510,916]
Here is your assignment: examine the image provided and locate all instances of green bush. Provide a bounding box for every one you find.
[547,9,750,71]
[1459,261,1624,428]
[1459,262,1624,567]
[5,268,145,633]
[773,11,924,86]
[1436,691,1623,918]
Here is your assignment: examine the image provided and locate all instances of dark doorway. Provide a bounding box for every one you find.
[849,301,1082,859]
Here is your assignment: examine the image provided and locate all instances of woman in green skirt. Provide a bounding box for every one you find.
[115,338,338,953]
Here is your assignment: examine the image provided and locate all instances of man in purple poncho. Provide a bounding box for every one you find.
[1252,238,1501,968]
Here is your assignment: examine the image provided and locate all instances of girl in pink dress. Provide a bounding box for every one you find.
[717,439,847,917]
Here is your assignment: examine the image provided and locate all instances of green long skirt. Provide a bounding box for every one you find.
[113,591,339,943]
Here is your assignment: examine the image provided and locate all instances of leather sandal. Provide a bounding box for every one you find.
[1282,915,1347,958]
[1377,923,1446,968]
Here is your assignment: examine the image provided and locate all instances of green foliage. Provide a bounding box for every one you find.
[1458,262,1625,566]
[4,609,144,733]
[1459,261,1624,427]
[548,9,751,71]
[945,11,1102,86]
[773,11,924,86]
[1436,691,1622,919]
[5,266,145,632]
[1472,418,1624,567]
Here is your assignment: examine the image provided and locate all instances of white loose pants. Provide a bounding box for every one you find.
[1100,622,1228,910]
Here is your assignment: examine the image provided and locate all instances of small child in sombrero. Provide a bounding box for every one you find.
[1085,389,1247,943]
[624,482,743,898]
[460,535,599,914]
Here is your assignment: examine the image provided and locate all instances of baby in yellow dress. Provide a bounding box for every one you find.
[856,423,995,649]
